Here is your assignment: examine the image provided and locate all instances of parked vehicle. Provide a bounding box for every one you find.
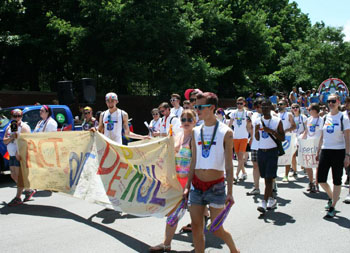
[0,105,75,173]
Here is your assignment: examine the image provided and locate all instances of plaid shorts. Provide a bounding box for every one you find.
[251,149,258,162]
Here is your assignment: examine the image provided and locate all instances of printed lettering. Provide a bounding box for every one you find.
[107,161,128,197]
[97,142,120,175]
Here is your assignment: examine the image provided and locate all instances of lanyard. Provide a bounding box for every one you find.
[280,112,286,121]
[200,121,219,154]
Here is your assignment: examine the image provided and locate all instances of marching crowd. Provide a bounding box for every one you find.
[4,86,350,253]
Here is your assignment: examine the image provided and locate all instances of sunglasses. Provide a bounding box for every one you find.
[159,110,165,114]
[84,111,91,115]
[236,102,244,105]
[170,98,177,102]
[327,99,337,104]
[183,107,190,110]
[13,115,22,118]
[181,118,194,123]
[152,113,159,116]
[194,104,212,111]
[190,98,196,102]
[278,103,285,106]
[40,109,46,112]
[292,107,299,109]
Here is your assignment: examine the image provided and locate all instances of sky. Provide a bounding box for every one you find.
[291,0,350,41]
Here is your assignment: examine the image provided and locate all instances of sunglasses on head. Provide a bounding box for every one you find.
[190,98,196,102]
[13,115,22,118]
[170,98,177,102]
[181,118,193,123]
[327,99,337,104]
[194,104,212,111]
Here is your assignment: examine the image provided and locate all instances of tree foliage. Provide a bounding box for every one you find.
[1,0,350,99]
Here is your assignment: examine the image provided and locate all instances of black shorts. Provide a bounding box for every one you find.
[317,149,345,186]
[258,148,278,179]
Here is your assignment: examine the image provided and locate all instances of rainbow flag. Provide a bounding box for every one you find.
[3,151,10,160]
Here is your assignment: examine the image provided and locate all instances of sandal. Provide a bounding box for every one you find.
[149,243,171,252]
[180,223,192,233]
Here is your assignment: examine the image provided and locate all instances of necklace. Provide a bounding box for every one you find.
[280,112,286,120]
[200,121,219,158]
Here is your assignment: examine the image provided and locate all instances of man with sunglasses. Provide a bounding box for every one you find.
[170,93,183,118]
[98,92,148,144]
[3,109,32,206]
[228,97,252,182]
[184,92,239,253]
[157,102,181,137]
[277,99,296,182]
[82,106,97,131]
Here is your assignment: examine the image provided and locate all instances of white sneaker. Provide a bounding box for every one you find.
[240,173,248,181]
[257,200,267,213]
[267,197,277,210]
[345,193,350,204]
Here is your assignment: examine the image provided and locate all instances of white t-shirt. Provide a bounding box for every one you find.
[293,114,307,136]
[170,106,183,118]
[5,122,31,156]
[34,117,58,132]
[159,113,181,136]
[322,112,350,150]
[103,109,124,144]
[306,116,323,139]
[258,116,281,149]
[278,111,292,131]
[229,109,251,139]
[251,112,261,150]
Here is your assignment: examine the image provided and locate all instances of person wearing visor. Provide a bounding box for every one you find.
[82,106,97,131]
[34,105,58,132]
[3,109,33,206]
[97,92,148,144]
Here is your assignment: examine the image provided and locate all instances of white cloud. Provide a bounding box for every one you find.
[343,20,350,42]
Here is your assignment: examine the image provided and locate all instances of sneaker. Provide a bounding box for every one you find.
[345,193,350,204]
[307,182,313,192]
[267,197,277,210]
[326,206,336,218]
[325,199,332,210]
[315,184,320,192]
[247,188,260,196]
[8,197,23,207]
[292,172,298,178]
[149,243,171,252]
[282,176,288,182]
[240,174,248,181]
[310,183,317,193]
[24,189,37,202]
[257,200,267,213]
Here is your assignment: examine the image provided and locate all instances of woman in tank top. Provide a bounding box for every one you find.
[149,109,197,252]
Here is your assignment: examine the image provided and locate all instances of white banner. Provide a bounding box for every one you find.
[278,133,297,165]
[297,138,320,168]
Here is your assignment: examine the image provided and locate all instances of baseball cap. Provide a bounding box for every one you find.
[105,92,118,101]
[84,106,92,112]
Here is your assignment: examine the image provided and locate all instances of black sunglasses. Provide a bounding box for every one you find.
[190,98,196,102]
[236,102,244,105]
[13,115,22,118]
[159,110,165,114]
[181,118,194,123]
[152,113,159,116]
[278,103,285,106]
[292,106,299,109]
[327,99,337,104]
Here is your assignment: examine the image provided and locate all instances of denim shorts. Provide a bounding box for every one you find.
[189,181,226,208]
[9,156,20,167]
[258,148,278,178]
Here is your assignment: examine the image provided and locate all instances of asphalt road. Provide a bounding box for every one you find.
[1,162,349,253]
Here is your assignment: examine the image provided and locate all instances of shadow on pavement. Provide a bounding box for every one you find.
[323,215,350,229]
[277,181,304,189]
[29,190,52,198]
[0,204,150,252]
[258,210,296,226]
[88,209,141,224]
[252,195,291,207]
[173,230,225,251]
[302,191,329,200]
[236,181,254,189]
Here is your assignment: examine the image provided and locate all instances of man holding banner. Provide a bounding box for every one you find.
[277,99,296,182]
[255,100,285,213]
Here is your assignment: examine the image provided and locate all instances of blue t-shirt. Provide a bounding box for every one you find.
[269,95,278,104]
[321,91,330,103]
[310,93,319,103]
[246,97,253,109]
[290,91,298,103]
[336,91,347,104]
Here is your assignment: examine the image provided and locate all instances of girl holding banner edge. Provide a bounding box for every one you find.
[301,103,324,192]
[149,109,196,252]
[316,94,350,218]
